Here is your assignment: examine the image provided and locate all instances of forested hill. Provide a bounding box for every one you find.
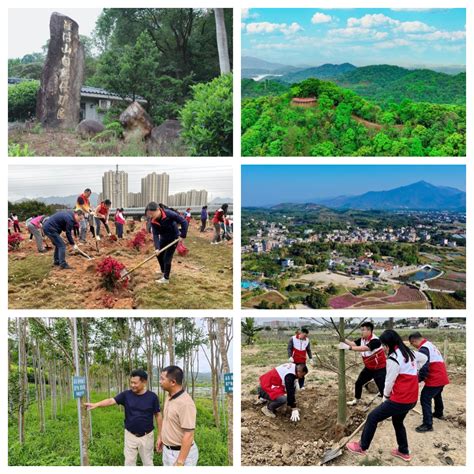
[274,64,465,105]
[335,65,466,105]
[241,77,466,157]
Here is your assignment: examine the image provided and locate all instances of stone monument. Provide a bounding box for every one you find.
[36,12,85,129]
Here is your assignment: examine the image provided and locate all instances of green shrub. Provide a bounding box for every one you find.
[8,81,39,121]
[105,121,124,137]
[8,143,34,157]
[180,73,233,156]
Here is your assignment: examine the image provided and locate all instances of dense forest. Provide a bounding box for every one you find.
[8,8,233,156]
[241,76,465,157]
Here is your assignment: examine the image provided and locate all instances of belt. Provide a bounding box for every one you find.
[164,443,194,451]
[130,430,153,438]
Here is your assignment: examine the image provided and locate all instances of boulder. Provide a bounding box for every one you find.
[37,12,85,129]
[119,101,153,142]
[77,119,104,138]
[147,119,183,156]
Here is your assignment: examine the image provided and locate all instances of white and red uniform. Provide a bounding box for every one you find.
[386,348,419,404]
[418,339,450,387]
[290,335,310,364]
[259,363,296,400]
[360,334,386,370]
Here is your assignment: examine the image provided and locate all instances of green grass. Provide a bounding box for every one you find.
[134,236,232,309]
[426,291,465,309]
[9,392,228,466]
[8,254,52,285]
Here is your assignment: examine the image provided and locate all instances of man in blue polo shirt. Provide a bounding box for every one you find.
[85,369,161,466]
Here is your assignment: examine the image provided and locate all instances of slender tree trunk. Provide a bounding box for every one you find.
[337,318,347,437]
[217,319,233,464]
[18,318,28,445]
[214,9,230,74]
[168,320,175,365]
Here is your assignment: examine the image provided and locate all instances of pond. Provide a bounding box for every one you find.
[402,267,442,282]
[241,280,263,290]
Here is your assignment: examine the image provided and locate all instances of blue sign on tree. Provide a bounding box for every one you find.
[73,376,86,399]
[224,372,233,393]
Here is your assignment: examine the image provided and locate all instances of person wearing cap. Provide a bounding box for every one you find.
[85,369,160,466]
[157,366,199,466]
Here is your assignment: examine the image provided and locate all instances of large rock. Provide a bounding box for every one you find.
[147,119,183,156]
[37,12,85,129]
[77,119,104,138]
[119,101,153,142]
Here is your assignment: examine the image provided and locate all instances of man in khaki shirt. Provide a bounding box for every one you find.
[157,366,199,466]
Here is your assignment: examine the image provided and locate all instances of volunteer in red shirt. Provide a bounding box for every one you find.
[287,328,314,390]
[341,322,386,405]
[346,329,428,462]
[409,332,450,433]
[211,203,228,244]
[257,363,308,422]
[94,199,112,239]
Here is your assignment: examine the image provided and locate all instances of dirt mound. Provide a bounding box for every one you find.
[241,387,366,466]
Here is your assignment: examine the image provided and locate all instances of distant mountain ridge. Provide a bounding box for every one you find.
[280,62,357,83]
[14,193,100,207]
[266,181,465,212]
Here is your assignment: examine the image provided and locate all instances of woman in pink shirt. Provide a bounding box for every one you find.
[26,215,47,252]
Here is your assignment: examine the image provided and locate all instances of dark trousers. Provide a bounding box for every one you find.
[115,223,124,238]
[299,376,305,388]
[420,385,444,427]
[13,223,21,233]
[360,400,416,454]
[200,219,206,232]
[156,240,178,279]
[355,367,386,399]
[44,230,67,267]
[258,387,287,412]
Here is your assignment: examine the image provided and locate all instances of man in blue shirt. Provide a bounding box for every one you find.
[85,369,161,466]
[43,209,84,269]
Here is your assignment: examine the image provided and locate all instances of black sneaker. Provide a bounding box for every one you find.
[415,424,433,432]
[53,262,60,266]
[60,264,73,270]
[432,413,445,420]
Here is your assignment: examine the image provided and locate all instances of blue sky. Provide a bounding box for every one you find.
[242,8,466,68]
[242,165,466,206]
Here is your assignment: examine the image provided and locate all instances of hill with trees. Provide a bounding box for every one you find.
[241,77,465,157]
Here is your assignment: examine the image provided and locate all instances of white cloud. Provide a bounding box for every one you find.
[245,21,303,36]
[374,39,412,49]
[395,21,435,33]
[347,14,399,29]
[242,8,258,20]
[311,12,332,24]
[408,30,466,41]
[328,27,387,40]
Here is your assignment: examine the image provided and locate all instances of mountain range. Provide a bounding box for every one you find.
[269,181,466,211]
[242,58,466,105]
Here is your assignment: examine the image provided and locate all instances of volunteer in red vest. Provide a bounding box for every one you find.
[341,322,386,406]
[257,362,308,422]
[76,188,92,242]
[94,199,112,240]
[346,329,428,462]
[409,332,450,433]
[211,204,228,244]
[287,328,314,390]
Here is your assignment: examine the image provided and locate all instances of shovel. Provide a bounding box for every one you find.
[75,246,93,260]
[119,239,179,281]
[320,392,380,465]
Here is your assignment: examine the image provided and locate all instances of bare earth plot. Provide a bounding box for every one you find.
[8,224,232,309]
[241,362,465,467]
